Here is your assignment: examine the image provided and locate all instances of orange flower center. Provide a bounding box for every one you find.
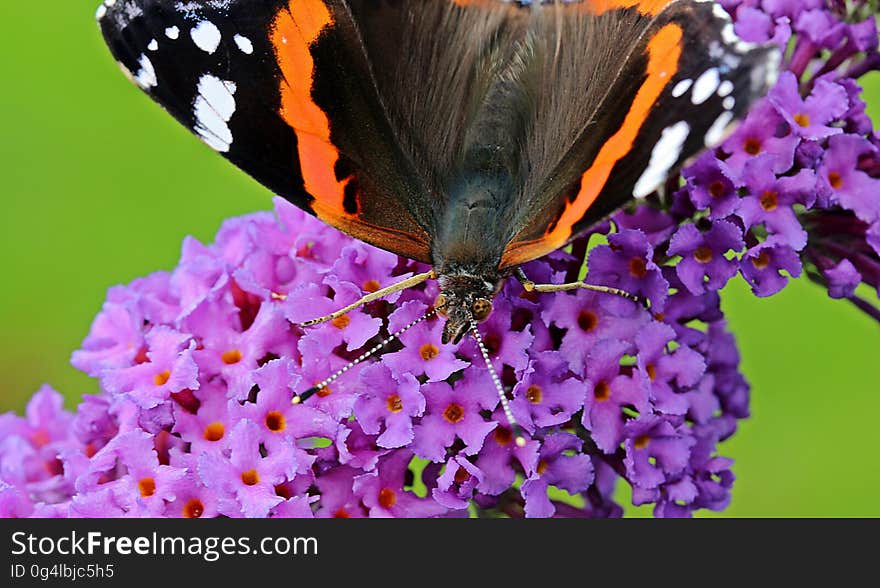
[536,460,549,475]
[646,364,657,381]
[241,469,260,486]
[578,310,599,332]
[363,279,381,293]
[454,467,471,484]
[760,190,778,211]
[694,246,713,264]
[153,370,171,386]
[793,113,810,128]
[419,343,439,361]
[634,435,651,450]
[594,381,611,402]
[203,422,225,442]
[629,257,648,278]
[386,394,403,413]
[483,333,501,356]
[378,487,396,509]
[317,384,332,398]
[138,477,156,498]
[333,508,350,518]
[494,427,512,446]
[134,346,149,364]
[743,137,762,155]
[526,385,542,404]
[183,498,205,518]
[751,250,771,269]
[828,171,843,190]
[709,180,726,199]
[265,411,286,432]
[443,403,465,424]
[332,315,350,329]
[221,349,243,365]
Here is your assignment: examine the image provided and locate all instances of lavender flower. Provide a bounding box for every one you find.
[411,377,498,463]
[354,363,425,449]
[2,1,878,518]
[667,220,745,295]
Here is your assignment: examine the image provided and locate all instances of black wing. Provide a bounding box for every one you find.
[98,0,436,262]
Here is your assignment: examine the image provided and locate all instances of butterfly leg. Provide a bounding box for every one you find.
[296,270,437,327]
[515,268,646,307]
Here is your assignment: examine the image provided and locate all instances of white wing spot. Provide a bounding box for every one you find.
[96,0,118,20]
[633,121,690,198]
[148,39,158,51]
[712,2,729,19]
[764,50,782,88]
[692,68,720,105]
[134,54,157,89]
[723,96,736,111]
[721,23,738,45]
[718,80,734,97]
[193,74,237,152]
[671,79,693,98]
[705,112,735,146]
[165,26,180,40]
[191,21,222,54]
[234,34,254,55]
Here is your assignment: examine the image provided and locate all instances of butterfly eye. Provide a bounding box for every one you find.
[434,294,449,317]
[472,298,493,322]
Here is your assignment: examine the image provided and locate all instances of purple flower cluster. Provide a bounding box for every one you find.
[714,0,880,311]
[2,1,878,518]
[0,200,746,518]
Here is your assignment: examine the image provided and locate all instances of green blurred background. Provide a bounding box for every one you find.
[1,1,877,516]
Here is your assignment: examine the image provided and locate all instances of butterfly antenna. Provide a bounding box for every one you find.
[292,308,439,404]
[296,270,436,327]
[470,321,527,448]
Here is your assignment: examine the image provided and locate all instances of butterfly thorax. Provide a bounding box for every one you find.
[433,170,520,343]
[431,60,529,263]
[431,79,528,342]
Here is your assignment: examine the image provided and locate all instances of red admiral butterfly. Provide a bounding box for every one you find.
[98,0,778,438]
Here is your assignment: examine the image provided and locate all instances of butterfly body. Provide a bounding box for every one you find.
[97,0,779,344]
[432,78,532,335]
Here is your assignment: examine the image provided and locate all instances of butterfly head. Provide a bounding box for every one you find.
[435,273,500,344]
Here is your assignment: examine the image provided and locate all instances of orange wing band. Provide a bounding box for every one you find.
[272,0,350,222]
[270,1,432,262]
[501,22,683,267]
[583,0,674,16]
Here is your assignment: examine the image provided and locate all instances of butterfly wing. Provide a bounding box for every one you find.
[99,1,778,271]
[98,0,434,262]
[497,0,780,269]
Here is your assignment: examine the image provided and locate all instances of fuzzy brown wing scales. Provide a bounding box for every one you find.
[499,0,779,269]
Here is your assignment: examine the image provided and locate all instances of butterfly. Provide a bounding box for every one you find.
[98,0,778,437]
